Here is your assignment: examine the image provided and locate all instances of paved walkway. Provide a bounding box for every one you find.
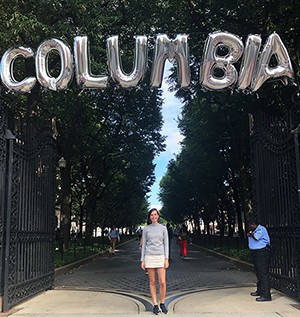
[6,239,300,317]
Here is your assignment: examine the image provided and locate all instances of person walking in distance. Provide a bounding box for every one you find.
[177,224,188,259]
[108,225,119,254]
[247,218,272,302]
[141,208,169,315]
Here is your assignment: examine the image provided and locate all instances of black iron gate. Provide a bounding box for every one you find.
[0,104,56,311]
[250,100,300,300]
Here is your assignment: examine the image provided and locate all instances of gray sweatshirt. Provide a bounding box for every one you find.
[141,223,169,261]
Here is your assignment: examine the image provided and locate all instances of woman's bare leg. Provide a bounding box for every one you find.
[147,268,157,305]
[157,268,166,303]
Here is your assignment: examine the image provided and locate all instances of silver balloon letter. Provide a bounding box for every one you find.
[238,35,262,91]
[200,32,244,90]
[150,34,190,88]
[0,47,36,93]
[251,32,294,92]
[107,35,148,88]
[36,39,73,91]
[74,36,108,89]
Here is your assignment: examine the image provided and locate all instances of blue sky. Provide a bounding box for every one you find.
[148,62,184,209]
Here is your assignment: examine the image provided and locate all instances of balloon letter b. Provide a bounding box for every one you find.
[200,32,244,90]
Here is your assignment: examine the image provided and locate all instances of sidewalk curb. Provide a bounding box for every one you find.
[191,243,255,272]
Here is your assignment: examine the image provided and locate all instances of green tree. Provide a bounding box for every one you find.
[159,0,299,235]
[0,0,172,249]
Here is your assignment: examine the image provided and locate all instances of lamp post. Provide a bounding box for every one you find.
[58,157,66,257]
[58,157,66,169]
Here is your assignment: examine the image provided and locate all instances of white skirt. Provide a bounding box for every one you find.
[145,255,165,268]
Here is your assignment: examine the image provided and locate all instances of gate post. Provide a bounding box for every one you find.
[292,124,300,300]
[292,124,300,220]
[3,129,15,312]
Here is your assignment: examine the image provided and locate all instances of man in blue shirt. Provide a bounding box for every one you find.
[247,219,272,302]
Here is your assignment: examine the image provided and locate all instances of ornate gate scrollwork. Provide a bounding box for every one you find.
[0,103,56,311]
[250,101,300,300]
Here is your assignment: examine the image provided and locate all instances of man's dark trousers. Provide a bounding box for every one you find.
[251,248,271,299]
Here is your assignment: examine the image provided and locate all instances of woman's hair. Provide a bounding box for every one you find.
[147,208,159,224]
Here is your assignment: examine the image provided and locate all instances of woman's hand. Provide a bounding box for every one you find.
[164,258,169,269]
[141,261,146,270]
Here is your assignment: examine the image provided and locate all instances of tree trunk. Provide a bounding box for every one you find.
[85,194,97,245]
[78,203,84,239]
[193,212,200,233]
[233,187,244,238]
[60,166,72,250]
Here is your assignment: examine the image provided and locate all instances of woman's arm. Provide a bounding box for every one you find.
[140,227,146,261]
[163,226,169,259]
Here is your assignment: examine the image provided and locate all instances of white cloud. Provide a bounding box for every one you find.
[150,203,163,211]
[163,131,184,156]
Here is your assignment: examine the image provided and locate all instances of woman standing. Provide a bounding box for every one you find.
[141,208,169,315]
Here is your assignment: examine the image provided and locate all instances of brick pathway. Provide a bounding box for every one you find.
[54,239,255,298]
